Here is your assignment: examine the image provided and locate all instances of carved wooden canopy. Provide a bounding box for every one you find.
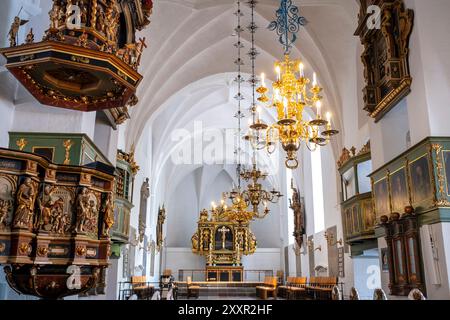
[355,0,414,122]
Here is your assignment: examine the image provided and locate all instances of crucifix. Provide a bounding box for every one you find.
[218,226,230,250]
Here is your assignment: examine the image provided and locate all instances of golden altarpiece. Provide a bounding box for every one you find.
[191,208,257,282]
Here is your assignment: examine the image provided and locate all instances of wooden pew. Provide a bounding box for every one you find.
[306,277,338,300]
[287,277,308,300]
[277,277,296,299]
[186,276,200,299]
[256,276,278,300]
[131,276,154,300]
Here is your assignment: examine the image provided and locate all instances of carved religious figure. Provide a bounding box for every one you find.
[49,3,64,30]
[25,28,34,44]
[191,232,199,251]
[0,200,11,229]
[199,209,209,222]
[289,181,305,249]
[76,188,90,233]
[139,178,150,243]
[218,226,230,250]
[102,192,115,237]
[156,205,166,251]
[51,198,68,234]
[13,178,37,229]
[8,16,28,47]
[36,185,57,231]
[202,229,210,251]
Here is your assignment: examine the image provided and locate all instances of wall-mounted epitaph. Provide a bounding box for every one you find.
[355,0,414,121]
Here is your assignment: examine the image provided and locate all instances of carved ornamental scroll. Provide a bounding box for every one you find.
[355,0,414,122]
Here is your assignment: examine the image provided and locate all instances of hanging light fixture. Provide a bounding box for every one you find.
[252,0,339,169]
[231,0,283,220]
[206,0,282,224]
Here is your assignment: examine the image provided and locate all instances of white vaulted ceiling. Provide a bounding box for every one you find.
[127,0,360,159]
[122,0,361,248]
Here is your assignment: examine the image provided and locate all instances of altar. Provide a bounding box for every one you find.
[191,208,257,267]
[206,266,244,282]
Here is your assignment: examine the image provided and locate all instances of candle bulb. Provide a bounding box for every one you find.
[261,73,266,88]
[274,88,280,102]
[283,98,288,117]
[326,112,331,123]
[316,101,322,118]
[212,201,216,209]
[299,63,304,77]
[276,66,281,81]
[257,106,262,121]
[313,72,317,87]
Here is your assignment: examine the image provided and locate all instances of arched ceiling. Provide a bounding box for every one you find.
[126,0,360,162]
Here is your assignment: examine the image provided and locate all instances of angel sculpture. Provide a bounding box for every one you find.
[8,16,29,47]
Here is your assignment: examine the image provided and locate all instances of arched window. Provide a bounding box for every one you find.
[311,148,325,233]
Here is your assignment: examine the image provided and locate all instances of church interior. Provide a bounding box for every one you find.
[0,0,449,301]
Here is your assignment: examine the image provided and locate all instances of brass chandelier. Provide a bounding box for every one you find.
[207,0,281,225]
[247,0,339,169]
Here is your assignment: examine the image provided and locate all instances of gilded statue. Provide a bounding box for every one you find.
[96,7,106,34]
[76,188,90,233]
[105,4,119,43]
[85,199,99,234]
[156,205,166,250]
[49,3,64,30]
[199,209,209,222]
[50,198,68,234]
[13,178,37,229]
[0,200,11,229]
[202,229,210,251]
[289,182,305,248]
[36,185,56,231]
[191,232,199,251]
[25,28,34,44]
[8,16,28,47]
[102,193,115,237]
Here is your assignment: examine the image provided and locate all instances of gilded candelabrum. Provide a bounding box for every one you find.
[253,54,339,169]
[224,164,282,219]
[211,197,254,225]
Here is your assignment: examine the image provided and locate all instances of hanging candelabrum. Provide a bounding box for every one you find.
[239,164,282,219]
[210,196,254,225]
[250,0,339,169]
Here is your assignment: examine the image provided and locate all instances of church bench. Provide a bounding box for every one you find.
[256,276,278,300]
[287,277,308,300]
[186,276,200,299]
[306,277,338,300]
[277,277,307,299]
[131,276,155,300]
[277,277,296,298]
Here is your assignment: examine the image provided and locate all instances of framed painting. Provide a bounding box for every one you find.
[362,200,375,231]
[352,205,360,234]
[442,150,450,196]
[373,177,389,216]
[390,167,409,213]
[409,155,433,204]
